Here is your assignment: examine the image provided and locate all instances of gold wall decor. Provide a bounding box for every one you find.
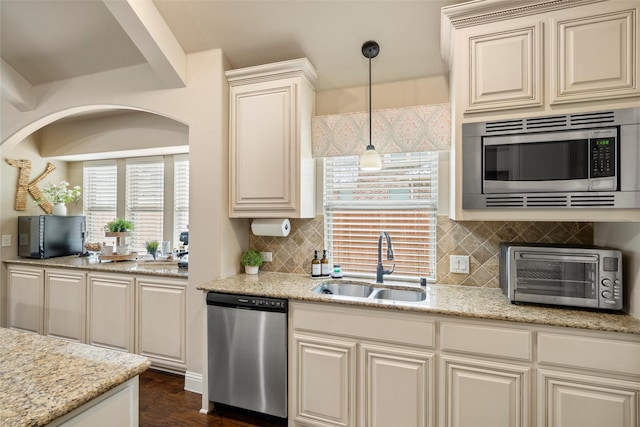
[7,159,57,214]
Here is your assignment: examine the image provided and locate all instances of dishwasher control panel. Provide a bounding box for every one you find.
[206,291,287,312]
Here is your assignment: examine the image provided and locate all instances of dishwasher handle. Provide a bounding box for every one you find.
[206,291,287,312]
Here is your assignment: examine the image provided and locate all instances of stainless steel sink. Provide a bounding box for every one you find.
[313,282,374,298]
[371,288,426,302]
[312,280,426,302]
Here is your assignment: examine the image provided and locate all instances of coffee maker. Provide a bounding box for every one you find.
[177,230,188,268]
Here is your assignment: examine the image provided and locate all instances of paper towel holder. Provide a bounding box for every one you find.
[251,218,291,237]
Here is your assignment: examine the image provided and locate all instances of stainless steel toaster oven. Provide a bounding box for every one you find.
[499,243,623,310]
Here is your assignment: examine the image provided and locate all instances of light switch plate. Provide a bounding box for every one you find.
[450,255,470,274]
[2,235,11,247]
[261,251,273,262]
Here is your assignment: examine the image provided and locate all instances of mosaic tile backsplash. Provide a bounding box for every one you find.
[249,215,593,287]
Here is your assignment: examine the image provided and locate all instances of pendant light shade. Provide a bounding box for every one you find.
[359,40,382,171]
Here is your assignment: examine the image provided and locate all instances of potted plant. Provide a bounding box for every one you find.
[241,249,263,274]
[145,240,160,259]
[38,181,82,215]
[104,218,134,233]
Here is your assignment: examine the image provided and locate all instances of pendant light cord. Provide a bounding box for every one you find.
[368,53,372,148]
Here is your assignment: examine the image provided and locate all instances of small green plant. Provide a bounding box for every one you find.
[104,218,134,232]
[145,240,159,253]
[241,249,263,267]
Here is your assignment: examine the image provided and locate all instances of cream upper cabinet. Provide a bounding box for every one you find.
[7,265,44,334]
[227,58,317,218]
[44,269,86,343]
[550,5,639,104]
[136,277,187,372]
[466,21,543,113]
[443,0,639,115]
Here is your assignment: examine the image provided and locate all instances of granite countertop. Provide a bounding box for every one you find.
[0,328,150,427]
[197,272,640,335]
[4,255,188,279]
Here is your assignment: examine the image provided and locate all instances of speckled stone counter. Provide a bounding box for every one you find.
[4,255,187,278]
[197,272,640,335]
[0,328,150,427]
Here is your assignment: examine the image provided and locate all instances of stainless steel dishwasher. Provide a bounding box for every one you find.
[206,292,287,419]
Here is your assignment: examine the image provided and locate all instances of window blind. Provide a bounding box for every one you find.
[174,154,189,248]
[126,157,164,253]
[324,152,438,282]
[83,160,117,243]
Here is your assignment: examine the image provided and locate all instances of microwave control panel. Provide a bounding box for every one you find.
[590,133,616,178]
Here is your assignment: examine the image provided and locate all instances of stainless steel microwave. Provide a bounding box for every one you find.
[462,107,640,208]
[499,243,623,311]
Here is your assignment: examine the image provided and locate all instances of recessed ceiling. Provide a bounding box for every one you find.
[1,0,465,91]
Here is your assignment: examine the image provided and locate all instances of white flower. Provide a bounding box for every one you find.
[39,181,82,204]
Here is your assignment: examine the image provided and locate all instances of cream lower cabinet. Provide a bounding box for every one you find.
[439,322,533,427]
[44,269,86,343]
[136,277,187,372]
[7,265,45,334]
[440,355,531,427]
[87,273,135,353]
[290,302,435,427]
[537,332,640,427]
[293,334,357,426]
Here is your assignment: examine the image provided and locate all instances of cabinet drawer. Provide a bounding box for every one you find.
[538,332,640,376]
[292,302,434,348]
[441,322,532,361]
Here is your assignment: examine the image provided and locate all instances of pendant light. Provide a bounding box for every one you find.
[359,40,382,171]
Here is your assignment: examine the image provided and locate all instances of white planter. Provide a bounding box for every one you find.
[244,265,259,275]
[116,245,130,255]
[52,203,67,216]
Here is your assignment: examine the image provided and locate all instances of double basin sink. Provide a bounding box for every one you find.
[312,280,426,302]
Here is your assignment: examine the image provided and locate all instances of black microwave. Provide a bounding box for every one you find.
[462,107,640,209]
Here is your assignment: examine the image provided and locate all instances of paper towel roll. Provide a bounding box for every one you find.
[251,218,291,237]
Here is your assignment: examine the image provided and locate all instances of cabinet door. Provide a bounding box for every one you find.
[293,333,356,427]
[87,274,134,352]
[466,22,543,112]
[360,343,434,427]
[7,266,44,334]
[551,6,639,104]
[136,278,187,371]
[538,369,640,427]
[44,269,86,343]
[229,79,298,216]
[440,355,531,427]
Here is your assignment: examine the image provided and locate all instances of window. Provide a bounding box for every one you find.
[324,152,438,282]
[83,160,117,243]
[174,154,189,246]
[83,155,188,254]
[126,157,164,253]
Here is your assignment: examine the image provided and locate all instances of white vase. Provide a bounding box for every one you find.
[52,203,67,216]
[245,265,259,275]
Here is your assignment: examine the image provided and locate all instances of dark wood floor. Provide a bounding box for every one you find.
[139,369,287,427]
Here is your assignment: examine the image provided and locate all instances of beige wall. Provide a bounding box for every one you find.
[595,223,640,319]
[316,75,450,116]
[0,50,239,388]
[39,111,188,160]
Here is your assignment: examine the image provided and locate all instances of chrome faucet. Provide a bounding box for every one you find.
[376,231,395,283]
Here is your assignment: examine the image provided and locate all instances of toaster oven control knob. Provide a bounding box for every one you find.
[601,278,612,287]
[601,290,613,299]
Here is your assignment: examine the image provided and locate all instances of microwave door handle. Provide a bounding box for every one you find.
[518,253,599,262]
